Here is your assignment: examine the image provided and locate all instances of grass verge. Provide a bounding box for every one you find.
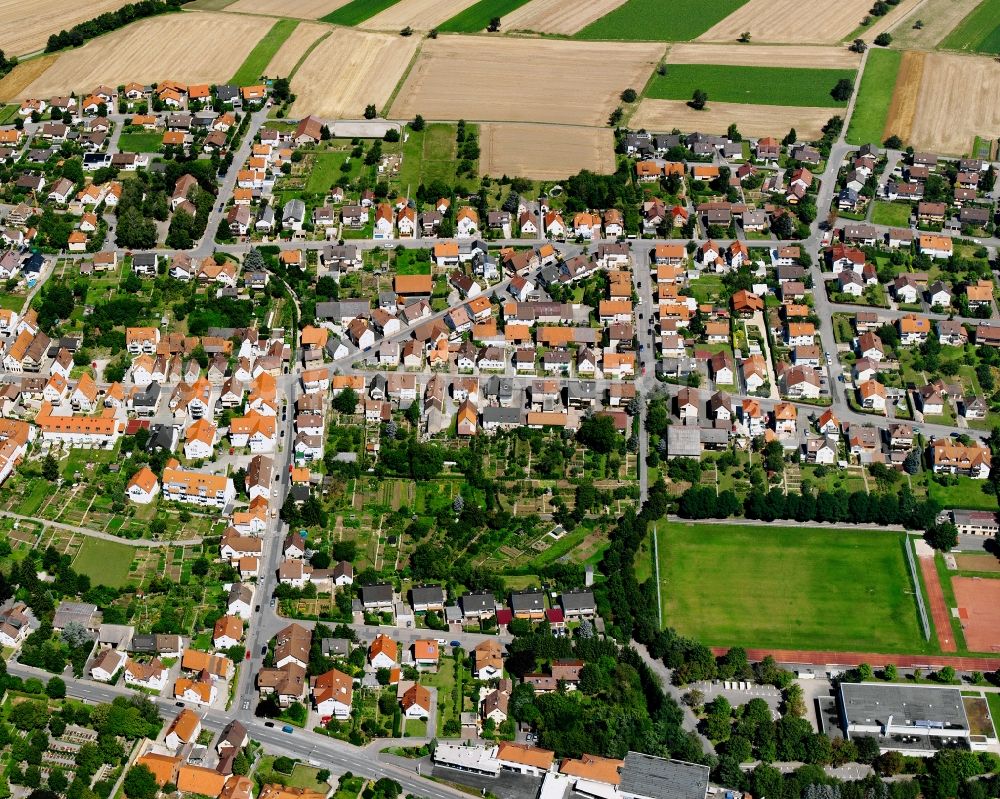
[230,18,299,84]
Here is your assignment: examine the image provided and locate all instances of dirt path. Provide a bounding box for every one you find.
[919,552,957,651]
[708,646,1000,670]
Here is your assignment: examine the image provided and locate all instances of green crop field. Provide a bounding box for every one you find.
[118,132,163,153]
[846,48,901,145]
[321,0,402,25]
[439,0,533,32]
[657,523,930,653]
[231,18,298,84]
[576,0,747,41]
[72,537,136,589]
[644,64,854,107]
[939,0,1000,53]
[871,201,911,227]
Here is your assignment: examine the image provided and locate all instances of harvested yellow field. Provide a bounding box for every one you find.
[502,0,629,35]
[700,0,879,43]
[223,0,351,18]
[887,0,981,48]
[19,12,273,100]
[360,0,482,30]
[480,123,615,180]
[290,28,418,119]
[0,0,133,57]
[391,37,663,126]
[667,42,861,68]
[630,99,831,139]
[907,52,1000,154]
[0,55,57,103]
[266,22,328,77]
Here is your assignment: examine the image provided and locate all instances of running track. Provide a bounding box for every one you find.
[918,553,957,652]
[709,648,1000,671]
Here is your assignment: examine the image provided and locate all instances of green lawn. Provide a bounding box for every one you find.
[987,693,1000,737]
[0,105,20,125]
[305,151,351,193]
[397,123,460,188]
[71,538,136,589]
[231,18,299,84]
[939,0,1000,53]
[846,48,901,145]
[118,132,163,153]
[926,476,998,511]
[321,0,402,25]
[871,201,911,227]
[439,0,533,32]
[394,249,432,275]
[644,64,854,107]
[576,0,747,41]
[658,522,930,653]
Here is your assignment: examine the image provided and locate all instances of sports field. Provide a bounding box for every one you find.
[438,0,533,32]
[72,537,135,589]
[657,523,930,653]
[939,0,1000,54]
[576,0,746,41]
[846,48,902,145]
[645,64,854,107]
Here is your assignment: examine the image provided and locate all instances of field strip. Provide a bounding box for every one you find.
[382,41,422,117]
[502,0,629,35]
[265,21,328,78]
[359,0,482,31]
[230,17,299,84]
[222,0,352,18]
[18,11,274,100]
[631,98,832,138]
[0,54,58,102]
[883,49,924,144]
[479,122,615,179]
[0,0,137,57]
[861,0,927,41]
[698,0,876,44]
[667,42,861,68]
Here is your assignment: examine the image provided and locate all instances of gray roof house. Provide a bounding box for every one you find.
[410,585,445,612]
[559,589,596,618]
[361,583,394,610]
[460,592,496,618]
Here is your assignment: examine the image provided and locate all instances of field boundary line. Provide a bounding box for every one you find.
[383,40,423,117]
[286,27,332,81]
[903,534,931,641]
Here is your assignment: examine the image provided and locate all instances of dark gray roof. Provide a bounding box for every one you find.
[509,589,544,613]
[619,753,709,799]
[361,583,393,604]
[559,589,595,612]
[482,407,522,425]
[130,634,156,652]
[460,592,496,613]
[216,85,238,101]
[410,585,445,605]
[838,683,969,730]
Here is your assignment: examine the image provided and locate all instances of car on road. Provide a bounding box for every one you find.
[270,598,276,607]
[245,650,251,660]
[242,700,250,710]
[282,725,293,734]
[218,203,224,212]
[436,638,447,645]
[261,645,267,655]
[175,701,184,707]
[255,604,261,612]
[449,640,461,647]
[264,721,274,728]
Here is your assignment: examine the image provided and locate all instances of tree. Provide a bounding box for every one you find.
[831,78,853,102]
[874,32,892,45]
[411,114,425,132]
[45,678,65,699]
[123,766,157,799]
[273,757,295,775]
[487,15,501,31]
[333,387,358,415]
[41,456,59,482]
[926,521,957,552]
[690,89,708,110]
[884,663,898,681]
[577,414,619,454]
[621,88,638,103]
[884,134,903,148]
[363,104,377,119]
[903,449,921,475]
[851,38,868,52]
[782,127,797,146]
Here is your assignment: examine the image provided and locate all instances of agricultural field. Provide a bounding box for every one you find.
[479,123,615,180]
[899,51,1000,154]
[264,22,328,78]
[438,0,534,32]
[576,0,746,41]
[658,523,931,653]
[230,18,300,84]
[360,0,483,31]
[0,0,133,56]
[846,47,902,145]
[630,98,832,138]
[888,0,982,49]
[666,42,861,68]
[0,54,58,103]
[502,0,628,35]
[883,49,923,145]
[698,0,882,44]
[223,0,349,17]
[391,36,663,126]
[645,64,855,106]
[938,0,1000,53]
[289,27,418,119]
[17,11,274,100]
[320,0,402,25]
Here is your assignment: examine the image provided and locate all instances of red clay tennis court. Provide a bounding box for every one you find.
[953,576,1000,653]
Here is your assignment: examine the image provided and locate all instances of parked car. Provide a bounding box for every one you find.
[282,725,293,734]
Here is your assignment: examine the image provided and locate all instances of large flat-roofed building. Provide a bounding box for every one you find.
[949,510,1000,536]
[619,754,709,799]
[433,743,501,776]
[837,683,970,755]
